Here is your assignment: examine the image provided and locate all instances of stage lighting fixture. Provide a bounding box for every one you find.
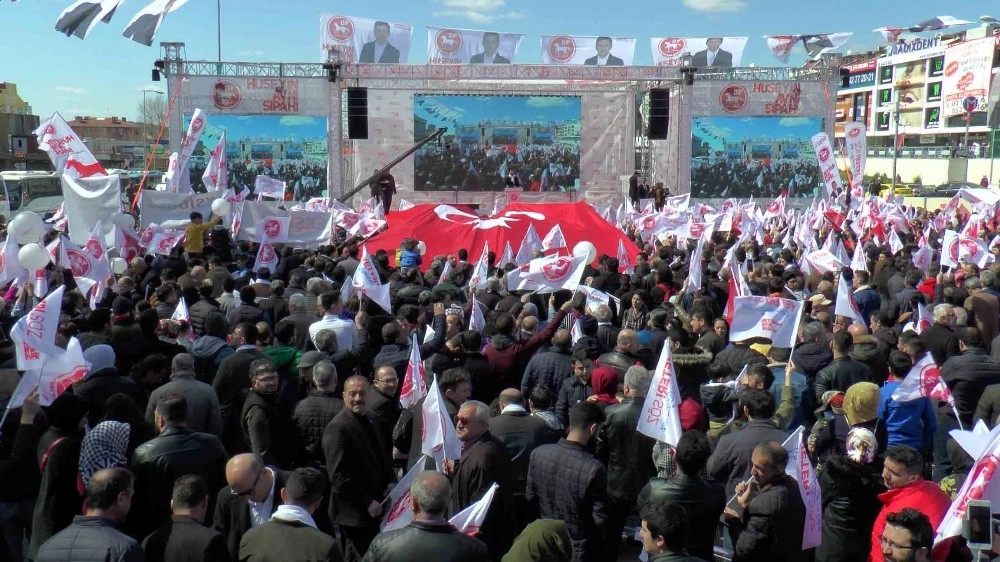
[152,69,161,82]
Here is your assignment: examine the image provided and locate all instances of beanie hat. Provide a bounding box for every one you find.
[83,344,116,376]
[172,353,195,373]
[844,382,880,425]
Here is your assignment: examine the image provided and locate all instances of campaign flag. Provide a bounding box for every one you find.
[55,0,124,40]
[426,27,524,64]
[320,15,413,64]
[686,236,704,292]
[763,195,786,219]
[843,122,867,189]
[650,37,748,66]
[891,353,955,406]
[617,238,634,275]
[514,224,542,265]
[811,133,844,199]
[570,319,583,345]
[850,243,868,274]
[122,0,190,46]
[400,333,428,409]
[254,175,286,198]
[10,286,66,371]
[803,249,847,274]
[114,225,142,263]
[33,112,107,178]
[163,152,182,194]
[449,483,499,536]
[351,247,392,314]
[835,274,866,327]
[31,337,90,406]
[435,260,452,288]
[381,456,428,532]
[888,228,904,256]
[350,215,387,239]
[497,241,515,268]
[936,428,1000,545]
[170,297,190,322]
[468,241,490,289]
[421,375,462,466]
[0,238,27,287]
[801,33,853,60]
[539,35,637,65]
[175,109,206,193]
[578,285,619,313]
[636,340,683,446]
[782,427,823,549]
[941,36,995,118]
[202,130,228,191]
[912,244,934,272]
[914,302,934,334]
[874,27,904,43]
[468,295,486,332]
[506,254,588,293]
[541,225,567,251]
[729,296,803,348]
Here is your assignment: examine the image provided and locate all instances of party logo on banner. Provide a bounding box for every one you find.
[659,38,687,57]
[211,81,242,110]
[547,36,576,62]
[720,84,748,113]
[435,29,463,54]
[327,16,354,41]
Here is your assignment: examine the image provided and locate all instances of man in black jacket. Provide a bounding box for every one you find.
[188,281,221,336]
[323,376,395,560]
[520,329,574,397]
[921,303,961,366]
[130,394,228,539]
[791,321,834,385]
[368,365,401,461]
[707,389,789,498]
[74,344,145,422]
[371,303,447,377]
[241,359,297,469]
[941,327,1000,429]
[362,471,489,562]
[488,389,554,527]
[594,305,620,356]
[597,329,645,385]
[227,286,265,332]
[142,475,229,562]
[732,442,806,562]
[214,453,290,560]
[213,322,269,454]
[293,360,344,468]
[526,401,608,562]
[595,365,657,560]
[814,330,872,401]
[638,501,703,562]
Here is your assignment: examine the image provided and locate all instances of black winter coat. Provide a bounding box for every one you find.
[814,357,872,402]
[362,520,489,562]
[213,348,269,455]
[488,410,555,495]
[520,345,574,397]
[791,342,834,383]
[733,474,807,562]
[637,473,726,562]
[226,303,265,332]
[920,322,960,366]
[817,454,884,562]
[35,516,143,562]
[292,390,344,468]
[707,419,789,498]
[27,430,83,560]
[450,432,517,561]
[188,298,221,336]
[596,398,657,504]
[941,348,1000,425]
[241,390,297,469]
[72,368,145,422]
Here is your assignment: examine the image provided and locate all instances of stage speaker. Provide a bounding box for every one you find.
[648,89,670,140]
[347,87,369,139]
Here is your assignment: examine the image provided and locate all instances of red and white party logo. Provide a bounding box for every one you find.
[658,37,687,57]
[327,16,355,42]
[547,36,576,63]
[720,84,748,113]
[642,216,657,230]
[211,80,242,110]
[961,238,981,258]
[157,237,176,254]
[361,221,380,236]
[84,239,104,259]
[65,249,90,277]
[818,146,831,162]
[848,127,861,138]
[190,114,205,134]
[43,124,56,136]
[541,257,573,281]
[340,213,358,228]
[140,227,154,246]
[435,29,463,54]
[385,490,411,526]
[259,243,276,264]
[689,223,705,239]
[49,366,88,397]
[263,219,282,240]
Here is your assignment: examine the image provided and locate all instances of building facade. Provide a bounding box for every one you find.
[0,83,47,171]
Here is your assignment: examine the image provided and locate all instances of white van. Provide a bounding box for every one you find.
[0,171,64,220]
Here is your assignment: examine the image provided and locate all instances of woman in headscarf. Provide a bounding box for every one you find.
[817,427,885,562]
[813,382,887,463]
[588,366,619,410]
[501,519,572,562]
[79,420,130,488]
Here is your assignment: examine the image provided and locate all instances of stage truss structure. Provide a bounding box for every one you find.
[160,42,839,201]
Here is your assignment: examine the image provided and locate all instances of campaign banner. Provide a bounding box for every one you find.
[61,175,121,246]
[694,81,827,116]
[783,427,822,549]
[811,133,843,198]
[182,77,329,115]
[843,122,867,189]
[426,27,523,64]
[636,341,683,446]
[728,296,803,347]
[540,35,636,66]
[139,191,216,229]
[941,36,995,117]
[320,15,412,63]
[651,37,747,67]
[235,202,333,248]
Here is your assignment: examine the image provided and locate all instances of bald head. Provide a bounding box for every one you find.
[847,322,868,338]
[521,316,538,332]
[410,471,452,516]
[226,453,263,484]
[190,266,207,283]
[618,329,639,350]
[551,329,571,350]
[498,388,524,409]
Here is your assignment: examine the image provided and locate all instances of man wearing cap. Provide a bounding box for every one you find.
[808,293,833,317]
[145,353,223,437]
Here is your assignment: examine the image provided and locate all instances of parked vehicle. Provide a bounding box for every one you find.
[913,181,982,197]
[0,171,63,219]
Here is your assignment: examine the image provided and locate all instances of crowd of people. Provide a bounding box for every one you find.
[2,196,1000,562]
[414,143,579,192]
[186,159,328,201]
[691,159,822,199]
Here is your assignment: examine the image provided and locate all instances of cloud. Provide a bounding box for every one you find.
[237,50,265,57]
[779,117,815,127]
[439,0,506,9]
[526,97,569,108]
[431,9,523,23]
[682,0,747,12]
[433,0,524,23]
[56,86,86,95]
[279,116,318,127]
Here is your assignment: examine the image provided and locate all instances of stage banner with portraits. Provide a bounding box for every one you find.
[179,77,329,115]
[539,36,637,66]
[426,27,524,64]
[650,37,747,67]
[941,36,995,118]
[320,15,413,63]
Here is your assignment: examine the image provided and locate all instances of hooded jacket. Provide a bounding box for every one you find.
[850,339,889,387]
[486,309,568,389]
[189,336,234,380]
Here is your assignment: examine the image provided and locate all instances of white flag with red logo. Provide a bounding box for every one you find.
[835,274,866,327]
[435,260,453,288]
[892,353,955,405]
[888,228,904,256]
[843,122,867,190]
[254,175,286,199]
[349,215,386,239]
[912,244,934,273]
[30,337,91,407]
[617,239,634,275]
[728,296,804,348]
[351,247,392,314]
[469,295,485,332]
[636,340,683,446]
[10,285,66,371]
[163,152,183,194]
[400,332,428,409]
[850,243,868,274]
[114,225,143,263]
[803,249,847,274]
[571,319,583,345]
[175,109,206,194]
[33,112,107,178]
[449,482,498,536]
[202,130,228,191]
[665,193,690,213]
[686,236,704,292]
[139,224,183,256]
[506,254,588,293]
[936,428,1000,544]
[0,238,27,287]
[514,224,543,266]
[253,217,290,274]
[421,374,462,466]
[497,241,515,269]
[541,225,567,251]
[763,195,786,219]
[914,302,934,334]
[171,297,190,322]
[942,230,991,269]
[468,241,490,289]
[782,427,823,549]
[381,456,429,532]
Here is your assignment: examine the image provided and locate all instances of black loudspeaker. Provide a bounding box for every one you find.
[648,89,670,140]
[347,87,368,139]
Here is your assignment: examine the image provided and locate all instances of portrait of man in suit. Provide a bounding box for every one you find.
[470,32,511,64]
[359,20,400,63]
[584,36,624,66]
[691,37,733,67]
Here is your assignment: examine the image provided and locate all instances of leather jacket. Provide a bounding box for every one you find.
[362,520,489,562]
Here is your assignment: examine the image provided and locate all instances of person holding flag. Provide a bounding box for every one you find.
[182,211,222,259]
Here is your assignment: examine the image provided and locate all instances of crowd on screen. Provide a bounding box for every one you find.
[187,159,328,200]
[692,159,822,199]
[414,143,579,192]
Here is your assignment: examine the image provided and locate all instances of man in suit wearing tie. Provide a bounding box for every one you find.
[359,21,400,63]
[470,32,511,64]
[213,453,291,560]
[691,37,733,67]
[585,36,624,66]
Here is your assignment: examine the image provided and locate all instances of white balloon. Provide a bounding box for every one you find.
[417,241,427,256]
[18,243,51,271]
[572,241,597,263]
[110,213,134,229]
[111,257,128,275]
[10,212,46,245]
[211,198,231,216]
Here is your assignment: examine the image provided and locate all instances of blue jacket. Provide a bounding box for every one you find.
[769,365,810,430]
[877,380,937,450]
[400,249,422,268]
[854,286,881,328]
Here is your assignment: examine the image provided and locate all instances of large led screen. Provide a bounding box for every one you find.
[691,116,823,198]
[413,95,582,192]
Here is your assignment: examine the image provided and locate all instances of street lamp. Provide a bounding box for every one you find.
[140,86,164,169]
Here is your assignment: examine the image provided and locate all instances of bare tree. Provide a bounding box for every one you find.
[136,95,167,141]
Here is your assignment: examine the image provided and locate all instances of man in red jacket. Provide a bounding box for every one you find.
[484,297,573,389]
[870,445,952,562]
